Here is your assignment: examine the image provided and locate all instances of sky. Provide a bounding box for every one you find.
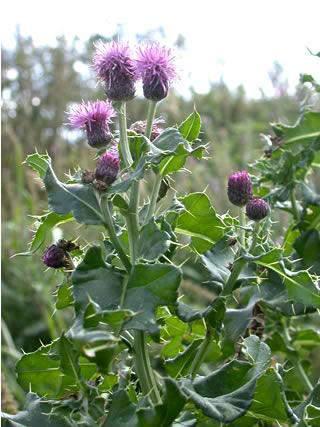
[1,0,320,98]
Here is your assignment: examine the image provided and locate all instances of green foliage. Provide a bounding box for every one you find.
[2,36,320,426]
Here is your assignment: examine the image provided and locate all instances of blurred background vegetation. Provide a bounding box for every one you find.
[1,31,319,411]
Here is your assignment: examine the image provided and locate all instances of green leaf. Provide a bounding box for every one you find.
[25,152,51,178]
[27,212,74,255]
[16,338,95,398]
[247,369,293,424]
[253,249,320,308]
[275,111,320,146]
[137,378,186,427]
[83,302,134,331]
[137,220,171,261]
[1,393,68,426]
[55,280,74,310]
[165,340,202,378]
[175,193,225,253]
[150,128,206,176]
[72,246,123,313]
[177,297,226,332]
[107,157,147,194]
[103,389,138,427]
[179,110,201,142]
[177,337,271,423]
[123,263,182,334]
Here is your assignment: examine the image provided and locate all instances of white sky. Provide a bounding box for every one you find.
[1,0,320,98]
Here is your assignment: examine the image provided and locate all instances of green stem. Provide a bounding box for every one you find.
[221,254,246,296]
[126,181,140,262]
[134,330,162,404]
[144,173,162,224]
[189,329,211,378]
[290,188,300,221]
[239,206,246,248]
[145,101,157,139]
[249,222,260,253]
[283,322,313,393]
[222,220,259,297]
[100,197,131,273]
[119,102,133,168]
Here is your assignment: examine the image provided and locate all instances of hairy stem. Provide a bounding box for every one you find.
[119,102,133,168]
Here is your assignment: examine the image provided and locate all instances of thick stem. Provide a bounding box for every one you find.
[134,330,162,404]
[189,329,211,378]
[239,206,246,248]
[283,322,313,393]
[221,254,246,296]
[119,102,133,168]
[222,220,259,296]
[145,100,157,139]
[100,197,131,273]
[144,173,162,224]
[249,222,260,253]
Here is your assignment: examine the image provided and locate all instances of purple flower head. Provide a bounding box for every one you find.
[68,100,115,148]
[246,198,269,221]
[42,244,68,269]
[136,43,176,101]
[95,149,120,185]
[93,41,137,101]
[227,171,253,206]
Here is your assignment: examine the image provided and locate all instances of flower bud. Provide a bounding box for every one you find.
[130,118,164,141]
[67,100,115,148]
[42,244,68,269]
[246,198,269,221]
[227,171,253,206]
[136,43,176,101]
[95,149,120,185]
[93,41,137,101]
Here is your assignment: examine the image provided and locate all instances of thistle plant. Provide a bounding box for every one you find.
[3,43,320,427]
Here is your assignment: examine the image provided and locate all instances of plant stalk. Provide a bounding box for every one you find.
[283,322,313,393]
[239,206,246,248]
[100,197,131,273]
[145,100,157,139]
[119,102,133,168]
[189,329,211,378]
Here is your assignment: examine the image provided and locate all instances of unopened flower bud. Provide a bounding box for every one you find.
[95,149,120,185]
[246,198,269,221]
[93,41,137,101]
[68,100,115,148]
[136,43,176,101]
[130,118,164,141]
[42,244,68,269]
[227,171,253,206]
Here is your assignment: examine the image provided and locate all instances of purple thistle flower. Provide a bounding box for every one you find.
[93,41,137,101]
[136,43,176,101]
[227,171,253,206]
[95,149,120,185]
[246,198,269,221]
[42,244,68,269]
[68,100,115,148]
